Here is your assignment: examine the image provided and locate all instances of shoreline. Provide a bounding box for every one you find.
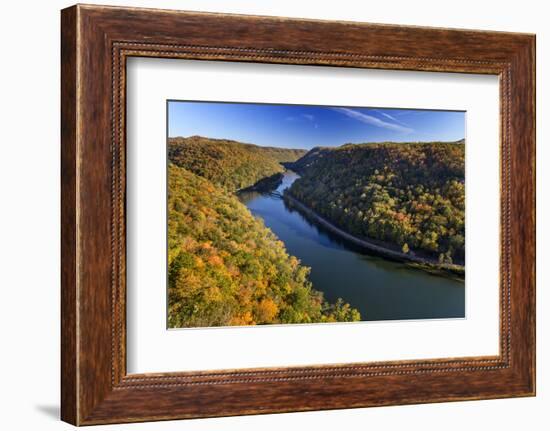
[283,192,465,278]
[237,172,284,194]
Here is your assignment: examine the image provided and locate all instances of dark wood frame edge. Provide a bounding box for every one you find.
[61,4,535,426]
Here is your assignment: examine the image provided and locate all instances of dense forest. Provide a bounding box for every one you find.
[287,141,465,265]
[169,136,306,191]
[167,142,360,328]
[167,133,465,327]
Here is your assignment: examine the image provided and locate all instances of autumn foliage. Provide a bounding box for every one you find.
[168,136,306,191]
[167,142,360,328]
[287,142,465,264]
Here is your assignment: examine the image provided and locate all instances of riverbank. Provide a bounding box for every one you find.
[241,170,464,320]
[237,172,284,193]
[283,192,465,278]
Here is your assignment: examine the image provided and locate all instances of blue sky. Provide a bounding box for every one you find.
[168,101,465,150]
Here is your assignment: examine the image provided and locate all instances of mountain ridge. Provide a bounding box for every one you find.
[286,141,465,264]
[168,135,306,191]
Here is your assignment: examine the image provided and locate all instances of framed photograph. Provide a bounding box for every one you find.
[61,4,536,425]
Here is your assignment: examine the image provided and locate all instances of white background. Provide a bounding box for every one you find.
[0,0,546,430]
[127,59,499,373]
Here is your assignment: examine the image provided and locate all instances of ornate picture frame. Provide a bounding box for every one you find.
[61,4,535,425]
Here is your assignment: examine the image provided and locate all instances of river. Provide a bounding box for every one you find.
[238,170,465,321]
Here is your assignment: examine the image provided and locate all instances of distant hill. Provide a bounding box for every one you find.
[287,141,465,264]
[287,139,464,173]
[168,136,306,191]
[283,146,332,172]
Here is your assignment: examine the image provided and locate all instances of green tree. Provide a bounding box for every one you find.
[287,141,465,264]
[167,164,360,328]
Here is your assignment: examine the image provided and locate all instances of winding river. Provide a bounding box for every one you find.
[238,171,465,321]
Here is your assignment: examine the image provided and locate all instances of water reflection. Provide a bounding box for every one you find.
[238,171,465,321]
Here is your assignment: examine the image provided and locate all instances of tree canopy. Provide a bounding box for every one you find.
[168,163,360,328]
[287,141,465,264]
[169,136,306,191]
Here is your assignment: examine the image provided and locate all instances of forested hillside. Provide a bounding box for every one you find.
[287,142,465,264]
[168,164,360,327]
[168,136,306,191]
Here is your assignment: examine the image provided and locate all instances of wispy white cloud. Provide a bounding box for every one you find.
[375,110,398,122]
[372,109,410,128]
[286,113,315,122]
[332,107,413,134]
